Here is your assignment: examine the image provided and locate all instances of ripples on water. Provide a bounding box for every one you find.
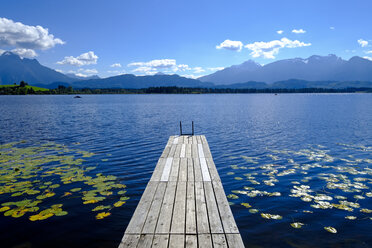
[0,94,371,247]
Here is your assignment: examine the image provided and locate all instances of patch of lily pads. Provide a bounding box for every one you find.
[226,143,372,233]
[0,141,129,221]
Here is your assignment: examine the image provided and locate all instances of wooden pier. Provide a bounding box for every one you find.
[119,135,244,248]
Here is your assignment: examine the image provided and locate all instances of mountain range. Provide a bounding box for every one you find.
[1,51,372,89]
[199,54,372,84]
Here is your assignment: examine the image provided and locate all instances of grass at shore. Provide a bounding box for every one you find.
[0,85,49,91]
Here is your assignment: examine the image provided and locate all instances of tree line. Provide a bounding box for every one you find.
[1,82,372,95]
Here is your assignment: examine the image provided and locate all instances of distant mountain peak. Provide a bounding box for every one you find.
[199,54,372,84]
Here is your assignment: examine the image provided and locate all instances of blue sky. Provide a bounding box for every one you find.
[1,0,371,78]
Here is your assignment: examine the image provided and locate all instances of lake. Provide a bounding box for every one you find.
[0,94,371,247]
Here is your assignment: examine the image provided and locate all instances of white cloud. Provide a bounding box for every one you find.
[55,69,64,73]
[277,30,284,34]
[110,63,121,68]
[193,67,205,73]
[330,27,335,30]
[365,50,372,54]
[358,39,368,47]
[0,49,6,55]
[363,56,372,61]
[216,39,243,51]
[245,37,311,59]
[292,29,306,34]
[0,17,64,51]
[128,59,176,69]
[57,51,98,66]
[208,67,224,71]
[11,48,37,58]
[132,66,157,75]
[177,64,191,71]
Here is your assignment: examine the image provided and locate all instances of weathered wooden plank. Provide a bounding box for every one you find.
[119,234,140,248]
[178,158,188,181]
[212,181,239,234]
[169,158,180,181]
[191,144,198,158]
[180,144,186,158]
[186,144,192,158]
[193,158,203,182]
[186,182,196,234]
[202,142,212,158]
[166,136,175,146]
[173,136,179,145]
[198,234,213,248]
[198,144,205,158]
[161,146,171,158]
[195,182,210,233]
[125,182,159,234]
[187,158,194,182]
[171,181,186,234]
[151,234,169,248]
[226,234,244,248]
[205,158,221,182]
[150,158,166,181]
[175,144,182,158]
[160,157,173,182]
[137,234,154,247]
[169,234,185,248]
[212,234,228,248]
[155,182,177,234]
[142,182,167,233]
[204,182,224,233]
[199,157,211,182]
[122,135,244,248]
[185,235,197,248]
[168,144,177,157]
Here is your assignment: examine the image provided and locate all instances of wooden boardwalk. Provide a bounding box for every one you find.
[119,135,244,248]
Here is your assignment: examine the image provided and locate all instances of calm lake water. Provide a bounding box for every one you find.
[0,94,371,248]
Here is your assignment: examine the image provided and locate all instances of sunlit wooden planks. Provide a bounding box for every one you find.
[119,135,244,248]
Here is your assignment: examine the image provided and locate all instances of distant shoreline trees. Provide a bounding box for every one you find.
[0,82,371,95]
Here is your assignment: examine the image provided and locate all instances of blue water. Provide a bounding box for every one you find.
[0,94,371,247]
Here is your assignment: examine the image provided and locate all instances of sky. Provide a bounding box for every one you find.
[1,0,372,78]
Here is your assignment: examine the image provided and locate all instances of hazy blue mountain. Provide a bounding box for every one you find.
[65,73,100,80]
[70,74,214,89]
[0,51,74,85]
[199,55,372,84]
[270,79,372,89]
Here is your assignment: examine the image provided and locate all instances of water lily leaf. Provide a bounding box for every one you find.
[54,211,68,216]
[95,212,111,219]
[227,194,239,199]
[290,222,304,228]
[62,192,72,197]
[345,216,357,220]
[249,209,259,214]
[234,177,243,180]
[70,188,81,192]
[113,201,125,207]
[120,196,130,201]
[324,226,337,233]
[92,205,111,211]
[241,203,251,208]
[360,208,372,213]
[0,206,10,212]
[83,200,99,204]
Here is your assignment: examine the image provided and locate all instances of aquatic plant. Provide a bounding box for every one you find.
[0,141,129,222]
